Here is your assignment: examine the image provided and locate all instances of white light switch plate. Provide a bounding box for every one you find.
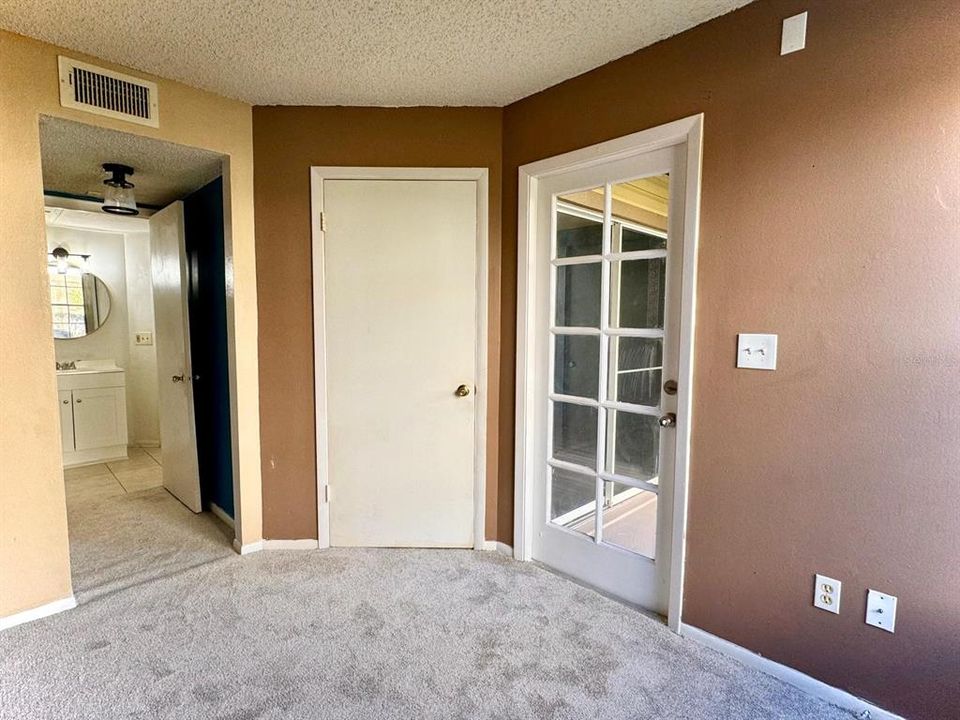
[813,574,841,614]
[866,589,897,633]
[135,332,153,346]
[737,333,778,370]
[781,11,808,55]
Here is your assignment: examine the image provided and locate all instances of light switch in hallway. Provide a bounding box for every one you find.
[135,332,153,345]
[737,334,778,370]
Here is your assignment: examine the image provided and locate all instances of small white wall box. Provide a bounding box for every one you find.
[813,574,841,614]
[737,333,778,370]
[865,590,897,633]
[781,12,808,55]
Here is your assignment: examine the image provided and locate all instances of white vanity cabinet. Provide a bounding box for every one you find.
[58,368,128,467]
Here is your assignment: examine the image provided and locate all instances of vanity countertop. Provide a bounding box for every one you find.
[56,360,123,375]
[56,367,123,376]
[56,361,125,390]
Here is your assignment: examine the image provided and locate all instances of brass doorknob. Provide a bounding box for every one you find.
[455,384,471,397]
[659,412,676,428]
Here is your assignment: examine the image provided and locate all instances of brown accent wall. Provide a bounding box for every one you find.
[500,1,960,718]
[253,2,958,716]
[253,107,503,540]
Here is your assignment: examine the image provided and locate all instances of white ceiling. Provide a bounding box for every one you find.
[45,206,150,233]
[0,0,750,106]
[40,116,223,207]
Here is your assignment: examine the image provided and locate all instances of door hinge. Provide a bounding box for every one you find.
[323,485,330,503]
[320,212,328,233]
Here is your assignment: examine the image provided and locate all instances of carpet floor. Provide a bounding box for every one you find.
[0,488,854,719]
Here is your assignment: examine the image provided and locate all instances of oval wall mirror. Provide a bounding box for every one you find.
[49,270,112,339]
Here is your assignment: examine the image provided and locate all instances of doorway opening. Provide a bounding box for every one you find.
[514,116,703,630]
[39,116,241,592]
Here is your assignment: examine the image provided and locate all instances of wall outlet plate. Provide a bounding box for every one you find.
[781,11,808,55]
[135,332,153,346]
[737,333,778,370]
[813,574,841,614]
[866,589,897,632]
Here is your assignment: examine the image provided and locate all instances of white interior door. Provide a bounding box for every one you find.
[150,201,201,512]
[531,145,687,614]
[321,178,477,547]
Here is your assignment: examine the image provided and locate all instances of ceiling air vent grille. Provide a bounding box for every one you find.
[57,56,159,128]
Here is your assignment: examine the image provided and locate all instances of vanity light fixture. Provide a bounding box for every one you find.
[48,246,90,274]
[101,163,138,216]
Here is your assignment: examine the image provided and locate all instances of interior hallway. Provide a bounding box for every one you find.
[0,489,852,720]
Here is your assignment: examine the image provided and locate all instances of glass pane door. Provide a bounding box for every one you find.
[547,174,671,561]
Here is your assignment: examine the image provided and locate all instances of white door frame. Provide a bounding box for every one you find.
[310,167,489,550]
[514,115,703,632]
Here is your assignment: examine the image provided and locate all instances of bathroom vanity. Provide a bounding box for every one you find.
[58,361,128,468]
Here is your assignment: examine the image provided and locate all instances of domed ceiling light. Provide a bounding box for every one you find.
[101,163,138,215]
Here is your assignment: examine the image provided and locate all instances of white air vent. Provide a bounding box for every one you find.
[58,56,159,128]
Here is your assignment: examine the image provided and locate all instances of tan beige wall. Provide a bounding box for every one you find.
[252,107,503,540]
[501,1,959,718]
[0,30,262,618]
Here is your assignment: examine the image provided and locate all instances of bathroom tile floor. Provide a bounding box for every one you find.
[63,446,163,506]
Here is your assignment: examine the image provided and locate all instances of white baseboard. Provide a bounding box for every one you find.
[209,503,235,529]
[681,625,905,720]
[232,539,264,555]
[232,538,320,554]
[63,445,128,469]
[0,595,76,631]
[263,539,320,550]
[482,540,514,557]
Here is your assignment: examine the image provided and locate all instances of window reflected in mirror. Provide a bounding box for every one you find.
[49,268,112,338]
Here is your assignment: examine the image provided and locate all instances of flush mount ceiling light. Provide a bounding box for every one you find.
[101,163,138,215]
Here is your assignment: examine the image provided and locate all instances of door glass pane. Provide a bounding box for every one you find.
[600,481,657,558]
[552,402,597,470]
[605,409,660,484]
[609,174,669,252]
[609,258,666,330]
[556,189,603,258]
[613,225,667,252]
[608,337,662,407]
[555,263,601,327]
[550,467,596,537]
[554,334,600,399]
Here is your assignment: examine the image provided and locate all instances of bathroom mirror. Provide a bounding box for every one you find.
[48,270,112,339]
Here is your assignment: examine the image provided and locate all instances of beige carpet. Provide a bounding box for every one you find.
[0,488,853,719]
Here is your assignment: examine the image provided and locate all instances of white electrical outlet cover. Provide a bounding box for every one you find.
[737,333,778,370]
[866,589,897,633]
[813,574,841,614]
[781,11,808,55]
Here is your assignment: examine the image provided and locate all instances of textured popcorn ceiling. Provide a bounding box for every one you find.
[0,0,750,106]
[40,117,223,207]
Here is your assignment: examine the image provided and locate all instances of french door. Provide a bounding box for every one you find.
[531,144,687,614]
